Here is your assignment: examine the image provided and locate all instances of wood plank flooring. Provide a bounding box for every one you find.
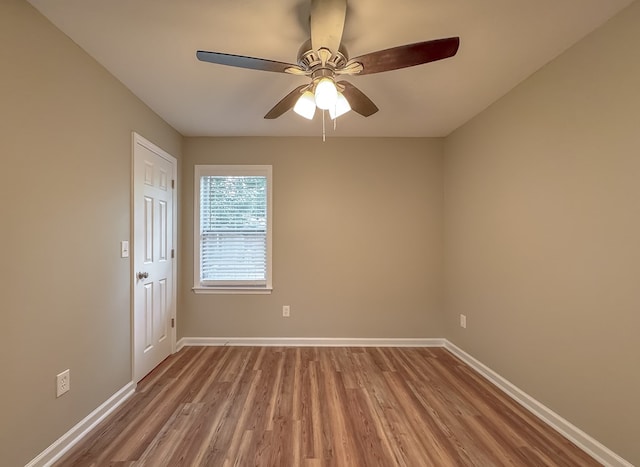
[55,346,600,466]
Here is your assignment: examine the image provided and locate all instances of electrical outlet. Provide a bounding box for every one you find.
[282,305,290,317]
[460,314,467,329]
[56,369,70,397]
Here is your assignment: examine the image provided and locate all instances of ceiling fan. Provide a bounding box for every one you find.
[196,0,460,121]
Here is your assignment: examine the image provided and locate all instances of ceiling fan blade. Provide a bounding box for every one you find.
[264,84,309,119]
[338,81,378,117]
[310,0,347,56]
[196,50,302,74]
[349,37,460,76]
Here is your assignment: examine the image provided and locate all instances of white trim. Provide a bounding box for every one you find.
[443,341,633,467]
[26,382,135,467]
[177,337,444,350]
[192,286,273,295]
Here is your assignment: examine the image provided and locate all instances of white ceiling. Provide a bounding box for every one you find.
[27,0,633,137]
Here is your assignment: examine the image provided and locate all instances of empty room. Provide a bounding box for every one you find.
[1,0,638,465]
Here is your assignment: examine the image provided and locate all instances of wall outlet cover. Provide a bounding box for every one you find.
[56,369,70,397]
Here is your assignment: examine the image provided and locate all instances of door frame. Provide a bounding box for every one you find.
[131,132,178,382]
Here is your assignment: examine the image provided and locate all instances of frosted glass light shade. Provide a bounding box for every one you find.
[329,92,351,119]
[293,91,316,120]
[314,78,338,110]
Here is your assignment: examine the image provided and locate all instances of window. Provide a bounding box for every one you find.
[194,165,272,293]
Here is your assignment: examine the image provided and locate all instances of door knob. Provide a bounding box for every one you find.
[136,272,149,280]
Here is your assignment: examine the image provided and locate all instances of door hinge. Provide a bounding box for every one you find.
[171,318,175,328]
[171,249,175,259]
[171,179,175,189]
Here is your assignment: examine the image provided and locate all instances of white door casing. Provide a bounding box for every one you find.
[132,133,177,383]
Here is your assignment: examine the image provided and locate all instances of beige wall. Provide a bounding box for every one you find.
[443,2,640,464]
[0,1,182,465]
[180,137,444,339]
[3,0,639,464]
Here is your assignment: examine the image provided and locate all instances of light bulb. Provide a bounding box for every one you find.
[314,77,338,110]
[329,92,351,119]
[293,91,316,120]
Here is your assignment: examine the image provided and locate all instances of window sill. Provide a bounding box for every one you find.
[192,286,273,295]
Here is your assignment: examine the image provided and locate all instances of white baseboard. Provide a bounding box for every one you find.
[26,382,135,467]
[176,336,444,351]
[443,341,633,467]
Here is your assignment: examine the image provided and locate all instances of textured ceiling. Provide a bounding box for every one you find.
[27,0,633,137]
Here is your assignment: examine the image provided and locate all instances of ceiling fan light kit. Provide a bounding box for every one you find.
[329,91,351,119]
[314,77,338,110]
[293,90,317,120]
[196,0,460,127]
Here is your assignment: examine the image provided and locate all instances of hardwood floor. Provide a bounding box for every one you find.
[55,346,600,466]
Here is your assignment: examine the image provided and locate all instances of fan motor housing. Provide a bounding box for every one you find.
[297,39,349,71]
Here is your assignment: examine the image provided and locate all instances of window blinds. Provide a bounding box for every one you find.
[199,175,267,285]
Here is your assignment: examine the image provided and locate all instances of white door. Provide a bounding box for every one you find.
[132,133,176,383]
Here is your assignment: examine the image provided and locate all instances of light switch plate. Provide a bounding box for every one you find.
[121,240,129,258]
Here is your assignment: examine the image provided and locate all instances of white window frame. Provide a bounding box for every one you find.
[193,165,273,294]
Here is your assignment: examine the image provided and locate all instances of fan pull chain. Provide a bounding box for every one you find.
[322,110,326,142]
